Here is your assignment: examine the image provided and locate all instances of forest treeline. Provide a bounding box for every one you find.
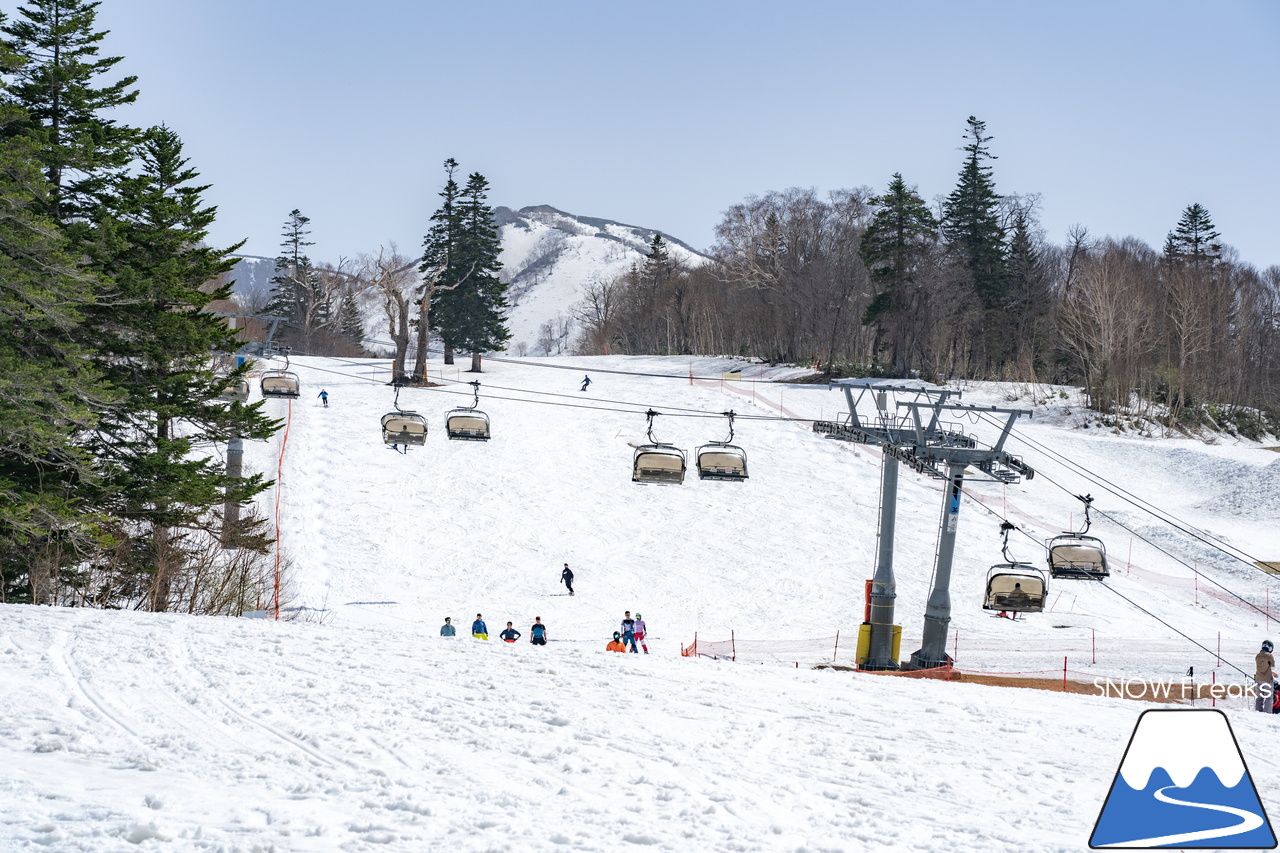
[576,118,1280,434]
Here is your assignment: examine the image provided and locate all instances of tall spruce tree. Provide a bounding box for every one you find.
[0,31,108,602]
[0,0,139,222]
[263,209,328,353]
[432,169,508,371]
[419,158,464,369]
[80,126,279,610]
[1164,203,1222,268]
[942,116,1007,310]
[858,173,938,377]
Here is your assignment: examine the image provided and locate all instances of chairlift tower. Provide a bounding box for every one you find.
[815,382,1033,670]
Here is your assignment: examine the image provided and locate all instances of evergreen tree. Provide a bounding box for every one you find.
[419,158,464,369]
[0,0,139,222]
[80,125,279,609]
[1003,204,1053,372]
[942,116,1007,310]
[1164,203,1222,267]
[0,34,108,601]
[263,209,328,353]
[858,173,938,377]
[433,169,509,371]
[335,291,364,342]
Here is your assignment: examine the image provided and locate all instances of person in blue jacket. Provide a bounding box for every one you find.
[472,613,488,640]
[318,389,329,408]
[440,617,456,637]
[530,617,547,646]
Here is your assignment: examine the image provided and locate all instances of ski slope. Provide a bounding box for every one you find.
[2,354,1278,852]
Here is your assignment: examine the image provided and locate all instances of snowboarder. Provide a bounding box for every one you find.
[606,632,627,653]
[621,611,637,653]
[440,617,456,637]
[530,617,547,646]
[500,622,521,643]
[633,612,649,654]
[472,613,489,640]
[1256,640,1275,712]
[580,375,591,392]
[318,389,329,408]
[561,563,575,596]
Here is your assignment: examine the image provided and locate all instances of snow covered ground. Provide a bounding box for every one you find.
[2,354,1279,851]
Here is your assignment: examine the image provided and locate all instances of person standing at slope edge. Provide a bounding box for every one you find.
[1256,640,1275,712]
[440,617,456,637]
[472,613,489,640]
[500,622,521,643]
[632,612,649,654]
[561,563,575,596]
[530,617,547,646]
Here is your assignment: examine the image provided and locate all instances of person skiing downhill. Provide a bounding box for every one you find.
[633,613,649,654]
[561,563,575,596]
[318,389,329,408]
[580,375,591,392]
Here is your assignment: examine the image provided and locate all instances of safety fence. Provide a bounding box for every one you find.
[680,631,1264,710]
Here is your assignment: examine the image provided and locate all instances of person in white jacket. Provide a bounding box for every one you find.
[632,613,649,654]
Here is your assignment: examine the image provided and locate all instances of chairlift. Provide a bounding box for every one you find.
[983,521,1047,613]
[446,381,491,441]
[381,384,427,451]
[1047,494,1110,579]
[633,410,686,484]
[219,376,250,403]
[696,411,748,481]
[260,371,300,398]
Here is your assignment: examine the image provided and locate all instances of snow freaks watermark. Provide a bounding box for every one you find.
[1091,676,1257,701]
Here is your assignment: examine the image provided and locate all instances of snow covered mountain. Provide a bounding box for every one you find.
[225,206,710,358]
[494,205,709,356]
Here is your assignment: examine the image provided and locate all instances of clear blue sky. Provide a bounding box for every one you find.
[22,0,1279,268]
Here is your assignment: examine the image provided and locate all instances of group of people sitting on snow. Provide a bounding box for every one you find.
[438,610,649,653]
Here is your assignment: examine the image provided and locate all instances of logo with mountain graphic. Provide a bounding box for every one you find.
[1091,709,1276,848]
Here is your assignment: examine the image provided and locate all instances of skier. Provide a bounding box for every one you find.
[1256,640,1275,712]
[621,611,637,653]
[318,389,329,408]
[499,622,521,643]
[580,375,591,392]
[530,617,548,646]
[440,617,456,637]
[606,632,627,653]
[633,612,649,654]
[472,613,489,640]
[561,563,575,596]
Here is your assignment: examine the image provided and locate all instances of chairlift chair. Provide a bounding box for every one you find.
[219,377,250,403]
[696,411,748,481]
[633,410,686,484]
[260,371,300,398]
[446,381,491,441]
[1047,494,1110,579]
[983,521,1047,613]
[381,411,428,447]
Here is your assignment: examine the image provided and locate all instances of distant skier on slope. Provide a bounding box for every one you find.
[580,375,591,392]
[318,389,329,408]
[472,613,489,640]
[561,563,575,596]
[530,617,547,646]
[500,622,521,643]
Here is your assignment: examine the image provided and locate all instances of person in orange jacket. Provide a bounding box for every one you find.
[606,632,627,652]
